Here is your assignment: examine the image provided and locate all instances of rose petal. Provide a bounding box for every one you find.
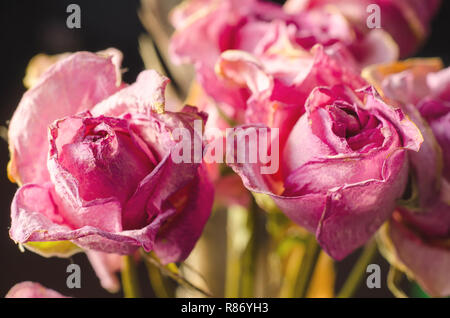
[86,251,122,293]
[8,52,122,185]
[92,70,169,116]
[5,282,67,298]
[154,165,214,263]
[389,215,450,297]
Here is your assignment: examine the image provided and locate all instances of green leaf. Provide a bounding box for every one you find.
[411,283,430,298]
[24,241,82,258]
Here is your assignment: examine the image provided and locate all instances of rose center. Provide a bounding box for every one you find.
[329,104,384,151]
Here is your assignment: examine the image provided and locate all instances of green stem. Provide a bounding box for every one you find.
[279,244,304,298]
[121,255,141,298]
[144,259,171,298]
[294,235,320,298]
[225,203,256,298]
[337,239,378,298]
[141,251,212,297]
[387,266,408,298]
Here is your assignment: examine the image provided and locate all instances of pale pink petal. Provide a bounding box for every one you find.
[8,52,122,185]
[92,70,169,117]
[5,282,67,298]
[389,214,450,297]
[86,251,122,293]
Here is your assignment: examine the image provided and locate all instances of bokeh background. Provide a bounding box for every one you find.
[0,0,449,298]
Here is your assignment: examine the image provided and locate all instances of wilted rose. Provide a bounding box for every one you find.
[227,85,422,259]
[170,0,408,71]
[8,51,214,264]
[283,0,441,59]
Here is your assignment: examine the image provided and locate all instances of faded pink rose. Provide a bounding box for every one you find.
[8,51,214,264]
[5,282,67,298]
[170,0,405,70]
[214,41,366,146]
[227,85,422,259]
[364,59,450,296]
[284,0,441,58]
[170,0,440,130]
[170,0,381,131]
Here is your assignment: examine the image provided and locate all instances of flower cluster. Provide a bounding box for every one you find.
[168,0,448,296]
[5,0,449,298]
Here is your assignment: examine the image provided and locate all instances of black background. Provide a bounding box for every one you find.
[0,0,449,298]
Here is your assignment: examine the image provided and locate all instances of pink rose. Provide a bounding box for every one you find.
[169,0,441,88]
[170,0,405,69]
[5,282,67,298]
[364,59,450,296]
[170,0,439,130]
[170,0,386,131]
[227,85,422,259]
[214,42,366,146]
[8,51,214,264]
[284,0,441,58]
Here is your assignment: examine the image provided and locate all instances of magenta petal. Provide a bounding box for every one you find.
[154,165,214,264]
[8,52,122,185]
[403,104,443,207]
[226,124,325,232]
[49,114,153,224]
[122,152,198,231]
[315,149,408,259]
[418,100,450,182]
[227,126,409,259]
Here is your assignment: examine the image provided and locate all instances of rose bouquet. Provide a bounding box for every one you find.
[4,0,449,298]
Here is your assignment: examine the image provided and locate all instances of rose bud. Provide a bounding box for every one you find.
[227,85,422,259]
[8,51,214,264]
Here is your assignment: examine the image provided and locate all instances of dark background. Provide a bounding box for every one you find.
[0,0,449,298]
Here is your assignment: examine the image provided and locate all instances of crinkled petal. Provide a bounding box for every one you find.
[389,216,450,297]
[92,70,169,116]
[8,52,122,185]
[227,86,422,258]
[154,165,214,263]
[9,181,175,255]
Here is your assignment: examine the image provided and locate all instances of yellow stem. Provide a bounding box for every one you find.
[337,240,378,298]
[121,255,141,298]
